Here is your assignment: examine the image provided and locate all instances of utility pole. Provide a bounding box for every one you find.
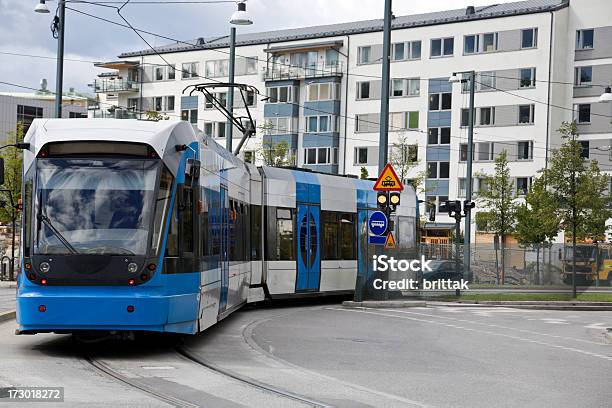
[226,26,236,151]
[378,0,392,173]
[464,71,476,282]
[55,1,66,118]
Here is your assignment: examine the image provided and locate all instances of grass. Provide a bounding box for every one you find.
[435,293,612,302]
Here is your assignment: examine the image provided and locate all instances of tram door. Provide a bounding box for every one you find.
[296,204,321,292]
[219,186,230,313]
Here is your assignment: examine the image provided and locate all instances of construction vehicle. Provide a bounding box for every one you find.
[562,244,612,286]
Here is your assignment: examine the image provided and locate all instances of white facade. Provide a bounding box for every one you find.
[91,0,612,240]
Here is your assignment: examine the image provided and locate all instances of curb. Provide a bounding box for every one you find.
[0,310,16,323]
[427,301,612,311]
[343,300,427,308]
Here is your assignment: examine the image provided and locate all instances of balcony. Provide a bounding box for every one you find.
[263,61,343,81]
[92,79,139,94]
[89,108,138,119]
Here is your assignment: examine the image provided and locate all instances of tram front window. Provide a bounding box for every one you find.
[34,159,159,256]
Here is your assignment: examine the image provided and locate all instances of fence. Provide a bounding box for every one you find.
[420,242,612,287]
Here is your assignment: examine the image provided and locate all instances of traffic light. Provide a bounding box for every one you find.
[389,192,400,211]
[377,192,388,210]
[428,203,436,222]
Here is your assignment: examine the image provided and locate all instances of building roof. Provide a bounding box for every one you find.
[119,0,568,58]
[0,92,89,101]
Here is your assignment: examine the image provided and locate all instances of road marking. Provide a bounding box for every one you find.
[366,308,606,346]
[327,307,612,362]
[584,323,607,329]
[540,318,569,325]
[141,366,177,370]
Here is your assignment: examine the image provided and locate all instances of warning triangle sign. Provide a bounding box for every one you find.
[385,232,396,249]
[373,163,404,191]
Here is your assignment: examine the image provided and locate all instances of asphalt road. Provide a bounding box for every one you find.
[0,302,610,407]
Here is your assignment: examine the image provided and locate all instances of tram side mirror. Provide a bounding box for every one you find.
[0,158,4,185]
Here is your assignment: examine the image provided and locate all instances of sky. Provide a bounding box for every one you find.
[0,0,519,95]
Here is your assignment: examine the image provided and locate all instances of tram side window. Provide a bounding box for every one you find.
[152,166,173,256]
[23,171,33,257]
[339,213,356,260]
[165,199,179,257]
[250,205,262,260]
[276,208,294,261]
[322,211,339,260]
[200,187,208,257]
[181,187,195,255]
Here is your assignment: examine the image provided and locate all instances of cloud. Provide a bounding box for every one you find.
[0,0,517,94]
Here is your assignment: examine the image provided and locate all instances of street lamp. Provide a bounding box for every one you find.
[599,86,612,103]
[449,71,476,283]
[34,0,65,118]
[226,1,253,152]
[34,0,50,13]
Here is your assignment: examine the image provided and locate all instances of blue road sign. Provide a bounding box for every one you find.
[368,211,388,236]
[369,235,387,245]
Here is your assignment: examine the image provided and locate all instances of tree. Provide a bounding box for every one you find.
[541,121,611,296]
[0,123,24,224]
[360,167,369,180]
[388,133,427,193]
[477,149,517,284]
[145,111,169,121]
[514,175,561,284]
[257,120,295,167]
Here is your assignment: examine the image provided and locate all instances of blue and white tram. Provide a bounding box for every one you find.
[16,119,417,335]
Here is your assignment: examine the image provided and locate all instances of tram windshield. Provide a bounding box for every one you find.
[34,159,159,256]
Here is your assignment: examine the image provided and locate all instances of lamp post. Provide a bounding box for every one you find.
[226,1,253,152]
[449,71,476,281]
[35,0,65,119]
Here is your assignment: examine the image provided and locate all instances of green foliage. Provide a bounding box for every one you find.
[388,133,427,192]
[259,139,295,167]
[0,123,24,224]
[515,175,560,247]
[360,167,369,180]
[475,211,495,233]
[145,111,169,121]
[542,121,611,241]
[477,150,517,238]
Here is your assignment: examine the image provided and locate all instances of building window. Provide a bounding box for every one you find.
[17,105,43,133]
[427,161,449,179]
[477,142,494,161]
[516,177,530,196]
[357,81,370,99]
[579,141,590,159]
[437,196,449,212]
[243,151,254,163]
[305,147,337,165]
[68,112,86,118]
[408,79,420,96]
[267,85,294,103]
[479,72,496,90]
[155,67,164,81]
[518,105,535,124]
[460,108,476,127]
[576,29,594,50]
[307,82,336,101]
[482,32,498,52]
[166,96,175,111]
[480,107,495,126]
[464,35,478,54]
[205,59,229,77]
[521,28,538,49]
[393,43,405,61]
[358,46,372,64]
[431,37,454,57]
[574,66,593,86]
[517,141,533,160]
[520,68,536,88]
[181,62,198,79]
[245,57,258,74]
[168,65,176,80]
[355,147,368,165]
[391,79,404,97]
[392,41,422,61]
[429,92,452,111]
[265,117,292,135]
[406,111,419,129]
[577,104,591,124]
[428,127,450,145]
[181,109,198,124]
[306,115,335,133]
[410,41,421,59]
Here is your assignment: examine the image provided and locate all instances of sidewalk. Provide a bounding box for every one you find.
[0,281,16,319]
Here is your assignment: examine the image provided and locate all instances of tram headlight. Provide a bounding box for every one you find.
[127,262,138,273]
[39,262,50,273]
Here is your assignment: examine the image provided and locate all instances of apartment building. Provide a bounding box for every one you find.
[90,0,612,241]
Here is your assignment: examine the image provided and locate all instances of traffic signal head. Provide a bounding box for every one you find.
[377,192,388,210]
[428,204,436,222]
[389,192,400,206]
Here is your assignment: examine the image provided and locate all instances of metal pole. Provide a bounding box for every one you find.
[378,0,392,173]
[463,71,476,281]
[10,211,15,281]
[369,0,393,301]
[55,1,66,119]
[226,26,236,152]
[455,212,461,296]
